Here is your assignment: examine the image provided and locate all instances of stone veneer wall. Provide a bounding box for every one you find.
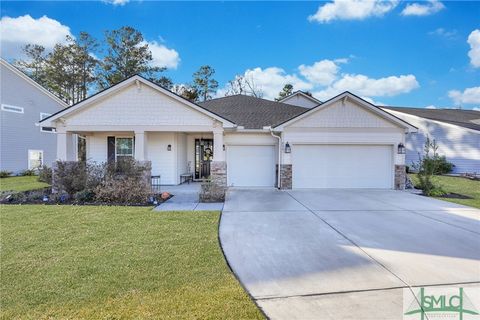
[204,161,227,202]
[394,165,406,190]
[280,164,292,190]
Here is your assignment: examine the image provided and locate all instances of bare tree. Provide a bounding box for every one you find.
[224,75,263,98]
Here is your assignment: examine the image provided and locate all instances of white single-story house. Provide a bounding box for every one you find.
[39,75,417,190]
[382,107,480,174]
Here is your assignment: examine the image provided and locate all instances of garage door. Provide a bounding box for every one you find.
[227,145,276,187]
[293,145,393,189]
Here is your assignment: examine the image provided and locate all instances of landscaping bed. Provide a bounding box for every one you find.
[0,205,263,319]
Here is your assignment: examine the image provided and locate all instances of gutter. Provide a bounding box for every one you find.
[268,127,282,189]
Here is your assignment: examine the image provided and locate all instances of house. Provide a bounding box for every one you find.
[382,107,480,174]
[39,75,416,190]
[278,90,322,109]
[0,59,68,173]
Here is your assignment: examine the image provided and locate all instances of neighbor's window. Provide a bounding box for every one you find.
[40,113,55,132]
[28,150,43,170]
[116,137,134,160]
[1,104,24,114]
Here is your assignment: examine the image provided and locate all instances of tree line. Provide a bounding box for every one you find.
[14,26,297,105]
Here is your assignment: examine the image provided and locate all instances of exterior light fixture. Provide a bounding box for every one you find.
[397,143,406,154]
[285,142,291,154]
[167,144,172,151]
[223,144,225,151]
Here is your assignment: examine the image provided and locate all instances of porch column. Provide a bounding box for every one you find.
[56,130,74,161]
[213,128,225,161]
[279,133,292,190]
[134,131,146,161]
[207,122,227,201]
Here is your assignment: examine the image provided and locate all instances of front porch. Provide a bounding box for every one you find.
[56,127,227,186]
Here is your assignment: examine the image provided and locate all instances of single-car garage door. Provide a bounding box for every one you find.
[293,145,393,189]
[227,145,276,187]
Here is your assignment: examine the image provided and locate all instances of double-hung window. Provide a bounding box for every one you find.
[115,137,134,161]
[28,150,43,170]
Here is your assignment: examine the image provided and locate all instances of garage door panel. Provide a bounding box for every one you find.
[227,145,276,187]
[293,145,392,189]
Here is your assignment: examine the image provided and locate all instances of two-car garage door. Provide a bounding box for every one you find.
[293,145,393,189]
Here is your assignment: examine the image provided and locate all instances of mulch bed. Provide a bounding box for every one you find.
[438,192,473,199]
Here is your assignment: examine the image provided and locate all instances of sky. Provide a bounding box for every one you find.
[1,0,479,110]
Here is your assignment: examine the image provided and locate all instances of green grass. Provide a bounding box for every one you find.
[0,206,263,319]
[0,176,49,192]
[409,174,480,208]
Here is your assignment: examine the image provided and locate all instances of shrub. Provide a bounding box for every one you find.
[423,156,454,175]
[38,165,53,184]
[0,171,12,178]
[429,187,447,197]
[53,161,87,196]
[95,175,150,204]
[74,189,95,203]
[20,169,36,176]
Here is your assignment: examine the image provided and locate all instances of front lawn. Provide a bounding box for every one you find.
[0,206,263,319]
[409,174,480,209]
[0,176,49,192]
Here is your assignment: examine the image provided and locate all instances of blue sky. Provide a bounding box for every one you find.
[1,1,479,109]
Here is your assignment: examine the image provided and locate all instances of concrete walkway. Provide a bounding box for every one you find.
[220,188,480,319]
[153,183,223,211]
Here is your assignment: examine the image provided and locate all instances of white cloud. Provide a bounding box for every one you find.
[103,0,129,5]
[428,28,457,39]
[143,40,180,69]
[401,0,445,16]
[0,15,72,59]
[467,29,480,68]
[425,105,437,109]
[298,59,343,86]
[308,0,398,23]
[314,74,419,100]
[448,86,480,105]
[473,107,480,111]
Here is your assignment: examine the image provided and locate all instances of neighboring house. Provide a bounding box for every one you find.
[278,90,322,109]
[382,107,480,174]
[40,75,416,190]
[0,59,68,173]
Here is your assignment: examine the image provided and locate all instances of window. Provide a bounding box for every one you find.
[77,135,87,162]
[1,104,24,114]
[115,137,134,160]
[40,113,55,133]
[28,150,43,170]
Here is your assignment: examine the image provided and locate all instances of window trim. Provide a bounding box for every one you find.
[1,104,24,114]
[40,112,56,133]
[28,149,44,170]
[115,136,135,161]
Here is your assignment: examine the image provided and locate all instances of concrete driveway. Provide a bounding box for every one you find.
[220,189,480,319]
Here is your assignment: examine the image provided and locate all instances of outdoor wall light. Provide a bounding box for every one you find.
[223,144,226,151]
[285,142,291,153]
[167,144,172,151]
[397,143,406,154]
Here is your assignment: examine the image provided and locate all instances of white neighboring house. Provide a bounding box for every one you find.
[0,59,68,173]
[39,75,416,190]
[381,107,480,175]
[279,90,322,109]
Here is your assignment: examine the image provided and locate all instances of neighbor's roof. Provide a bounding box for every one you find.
[382,106,480,131]
[199,94,308,129]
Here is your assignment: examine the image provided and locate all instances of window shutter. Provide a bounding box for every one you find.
[107,136,115,162]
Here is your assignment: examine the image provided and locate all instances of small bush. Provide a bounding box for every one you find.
[38,165,53,184]
[95,176,150,204]
[74,189,95,203]
[20,169,36,176]
[0,171,12,178]
[25,190,46,202]
[429,187,447,197]
[423,156,454,175]
[53,161,87,196]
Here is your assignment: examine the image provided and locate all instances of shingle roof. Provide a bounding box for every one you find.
[382,106,480,131]
[199,95,308,129]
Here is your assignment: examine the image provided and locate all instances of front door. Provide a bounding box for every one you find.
[195,139,214,180]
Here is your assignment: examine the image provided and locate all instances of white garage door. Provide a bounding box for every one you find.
[227,145,276,187]
[293,145,393,189]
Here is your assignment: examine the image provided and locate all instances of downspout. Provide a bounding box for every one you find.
[269,127,282,189]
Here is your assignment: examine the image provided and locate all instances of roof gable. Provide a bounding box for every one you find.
[279,91,322,108]
[274,92,417,132]
[40,75,235,127]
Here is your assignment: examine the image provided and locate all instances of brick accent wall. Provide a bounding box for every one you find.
[280,164,292,190]
[394,165,406,190]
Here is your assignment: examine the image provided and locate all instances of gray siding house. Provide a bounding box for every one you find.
[383,107,480,175]
[1,59,67,173]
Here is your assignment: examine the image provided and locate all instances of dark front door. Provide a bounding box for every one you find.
[195,139,214,180]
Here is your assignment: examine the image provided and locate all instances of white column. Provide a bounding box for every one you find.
[57,131,74,161]
[134,131,145,161]
[213,129,225,162]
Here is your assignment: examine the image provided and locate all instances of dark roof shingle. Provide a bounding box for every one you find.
[199,95,308,129]
[383,107,480,131]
